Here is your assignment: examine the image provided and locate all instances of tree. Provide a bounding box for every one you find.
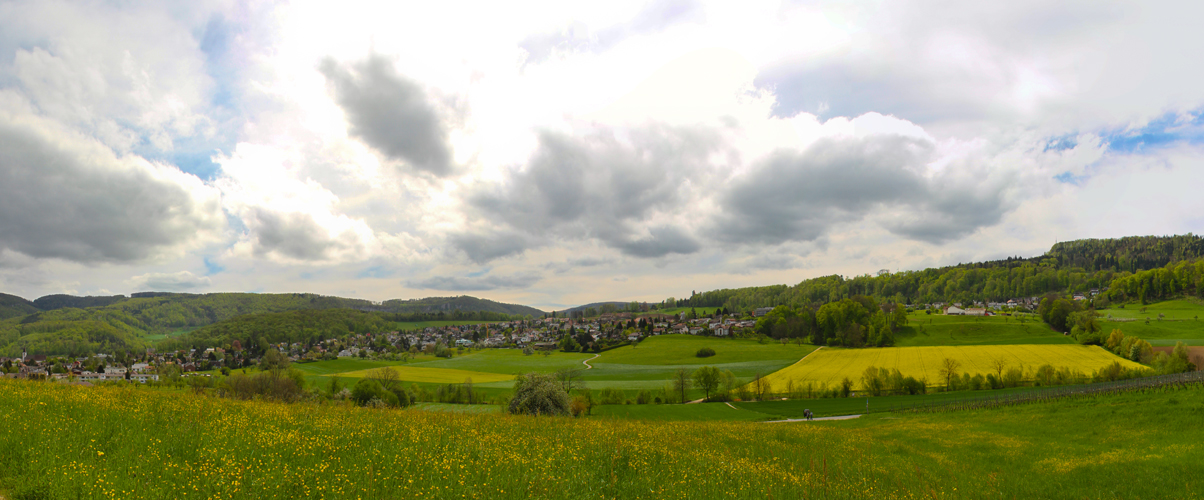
[259,348,289,372]
[672,368,692,403]
[693,366,721,401]
[508,372,571,416]
[940,358,961,390]
[992,358,1007,380]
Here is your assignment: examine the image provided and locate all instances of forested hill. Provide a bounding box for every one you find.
[679,234,1204,312]
[0,293,38,320]
[1047,234,1204,272]
[0,293,543,357]
[379,296,544,317]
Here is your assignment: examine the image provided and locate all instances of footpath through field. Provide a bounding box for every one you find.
[582,353,600,370]
[764,414,862,423]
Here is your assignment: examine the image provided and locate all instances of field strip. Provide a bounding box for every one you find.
[764,414,862,423]
[582,353,601,369]
[758,345,1146,392]
[328,366,514,384]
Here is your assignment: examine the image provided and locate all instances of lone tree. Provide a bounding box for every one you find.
[692,366,720,401]
[672,368,692,403]
[508,372,571,416]
[940,358,962,390]
[992,358,1007,379]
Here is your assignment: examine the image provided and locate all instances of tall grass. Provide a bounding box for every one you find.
[2,379,1202,499]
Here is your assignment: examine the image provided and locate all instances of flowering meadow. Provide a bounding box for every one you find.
[2,379,1202,499]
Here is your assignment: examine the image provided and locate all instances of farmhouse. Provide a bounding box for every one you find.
[944,306,965,315]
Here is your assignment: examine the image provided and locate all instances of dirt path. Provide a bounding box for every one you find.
[582,353,601,370]
[764,414,862,423]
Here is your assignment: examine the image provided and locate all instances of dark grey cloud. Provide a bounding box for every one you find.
[461,125,717,261]
[126,271,211,291]
[542,256,616,274]
[715,135,1012,245]
[406,271,541,291]
[245,208,346,261]
[521,0,704,64]
[0,119,221,263]
[611,225,701,258]
[319,55,453,176]
[448,231,529,265]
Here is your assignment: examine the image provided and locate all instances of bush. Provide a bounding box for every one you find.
[600,387,625,405]
[695,347,716,358]
[508,373,571,416]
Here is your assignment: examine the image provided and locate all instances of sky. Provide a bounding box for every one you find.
[1,0,1202,310]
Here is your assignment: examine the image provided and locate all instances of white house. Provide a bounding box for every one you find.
[945,306,965,315]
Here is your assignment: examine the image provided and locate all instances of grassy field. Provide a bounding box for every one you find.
[645,306,720,317]
[578,335,816,395]
[1101,299,1204,320]
[897,313,1071,346]
[1095,299,1204,345]
[289,336,816,401]
[335,366,514,384]
[759,345,1145,392]
[3,378,1203,498]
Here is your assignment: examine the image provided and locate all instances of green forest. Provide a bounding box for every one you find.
[0,293,534,357]
[678,234,1204,311]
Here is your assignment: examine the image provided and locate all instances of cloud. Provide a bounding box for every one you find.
[214,143,379,264]
[125,271,211,292]
[319,54,454,176]
[406,271,541,291]
[543,256,616,274]
[520,0,704,64]
[0,106,224,264]
[448,231,530,265]
[715,133,1014,246]
[462,125,716,261]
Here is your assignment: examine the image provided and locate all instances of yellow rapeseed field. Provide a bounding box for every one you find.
[761,345,1146,391]
[333,366,514,384]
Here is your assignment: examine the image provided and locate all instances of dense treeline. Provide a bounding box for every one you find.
[175,309,393,355]
[1107,259,1204,304]
[678,235,1202,312]
[172,308,527,355]
[0,293,38,320]
[1048,234,1204,272]
[751,296,908,347]
[0,309,148,357]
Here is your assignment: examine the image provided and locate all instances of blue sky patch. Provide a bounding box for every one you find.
[203,257,225,276]
[1105,109,1204,154]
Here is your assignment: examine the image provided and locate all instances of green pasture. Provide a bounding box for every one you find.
[1100,299,1204,320]
[898,313,1072,346]
[644,306,720,317]
[595,334,815,365]
[1099,319,1204,345]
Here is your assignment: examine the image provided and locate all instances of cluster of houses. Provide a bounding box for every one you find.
[2,308,774,381]
[1,352,160,383]
[939,289,1104,316]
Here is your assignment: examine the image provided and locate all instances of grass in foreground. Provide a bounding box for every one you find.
[2,379,1203,499]
[761,344,1145,392]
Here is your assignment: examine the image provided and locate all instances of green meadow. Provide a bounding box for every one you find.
[4,378,1202,499]
[897,312,1072,346]
[287,335,814,401]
